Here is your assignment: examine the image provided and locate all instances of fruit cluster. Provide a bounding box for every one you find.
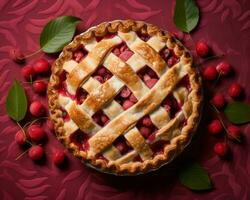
[196,41,244,158]
[15,58,66,166]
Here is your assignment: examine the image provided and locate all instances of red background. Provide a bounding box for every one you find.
[0,0,250,199]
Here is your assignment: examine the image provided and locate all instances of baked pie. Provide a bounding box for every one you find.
[48,20,202,175]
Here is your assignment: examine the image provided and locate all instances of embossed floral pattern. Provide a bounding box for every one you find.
[0,0,250,199]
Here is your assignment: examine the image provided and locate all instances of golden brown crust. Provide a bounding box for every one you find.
[48,20,202,175]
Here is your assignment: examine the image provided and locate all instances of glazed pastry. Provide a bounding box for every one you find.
[48,20,202,175]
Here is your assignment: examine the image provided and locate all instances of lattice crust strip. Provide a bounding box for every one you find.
[58,31,191,164]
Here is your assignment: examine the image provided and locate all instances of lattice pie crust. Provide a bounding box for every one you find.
[48,20,202,174]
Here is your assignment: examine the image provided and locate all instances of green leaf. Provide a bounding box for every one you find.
[6,80,27,122]
[224,101,250,124]
[173,0,199,33]
[40,16,81,53]
[178,162,212,191]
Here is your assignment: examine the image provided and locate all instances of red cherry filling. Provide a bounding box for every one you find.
[160,48,180,67]
[113,136,133,155]
[177,75,191,91]
[69,130,89,151]
[112,42,134,61]
[75,87,88,105]
[114,86,137,110]
[73,45,88,63]
[137,66,159,88]
[150,140,169,155]
[61,108,70,122]
[137,32,150,42]
[136,116,158,139]
[92,65,113,82]
[161,94,181,118]
[92,110,110,127]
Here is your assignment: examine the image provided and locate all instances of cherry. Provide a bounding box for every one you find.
[228,83,242,98]
[15,130,26,145]
[167,57,178,67]
[122,100,133,110]
[33,80,47,94]
[52,149,65,166]
[115,141,129,154]
[216,61,231,76]
[93,75,104,83]
[208,119,223,135]
[73,51,84,62]
[145,78,158,88]
[120,87,131,98]
[9,48,25,63]
[28,145,44,161]
[27,125,46,142]
[142,116,153,127]
[196,41,210,57]
[21,65,35,80]
[214,142,228,157]
[211,93,226,109]
[227,125,241,141]
[202,66,217,81]
[29,101,45,117]
[129,94,137,103]
[33,58,50,73]
[139,126,151,138]
[101,115,109,125]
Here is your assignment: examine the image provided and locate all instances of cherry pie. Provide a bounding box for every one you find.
[48,20,202,175]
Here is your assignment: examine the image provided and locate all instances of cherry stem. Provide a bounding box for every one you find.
[212,72,221,89]
[15,149,29,161]
[24,48,42,59]
[197,54,225,66]
[23,117,48,129]
[16,122,33,146]
[209,104,241,143]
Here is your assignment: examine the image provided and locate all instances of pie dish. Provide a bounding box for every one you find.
[48,20,202,175]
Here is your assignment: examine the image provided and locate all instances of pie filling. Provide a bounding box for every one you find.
[57,32,192,164]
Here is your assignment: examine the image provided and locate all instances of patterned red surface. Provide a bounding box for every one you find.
[0,0,250,199]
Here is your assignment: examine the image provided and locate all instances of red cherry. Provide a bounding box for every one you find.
[73,51,84,62]
[97,66,106,76]
[227,125,241,141]
[27,125,46,142]
[216,61,231,76]
[28,145,44,161]
[15,130,26,145]
[214,142,228,157]
[208,119,223,135]
[202,66,217,81]
[228,83,242,98]
[101,115,109,125]
[145,78,158,88]
[129,94,137,103]
[122,100,134,110]
[161,48,170,60]
[116,141,129,154]
[196,41,210,57]
[93,115,100,124]
[9,48,25,63]
[93,75,104,83]
[139,126,151,138]
[29,101,45,117]
[120,87,131,98]
[52,149,65,166]
[119,50,133,61]
[33,80,47,94]
[33,58,50,73]
[142,116,153,127]
[143,74,151,82]
[167,57,178,67]
[211,93,226,109]
[22,65,35,80]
